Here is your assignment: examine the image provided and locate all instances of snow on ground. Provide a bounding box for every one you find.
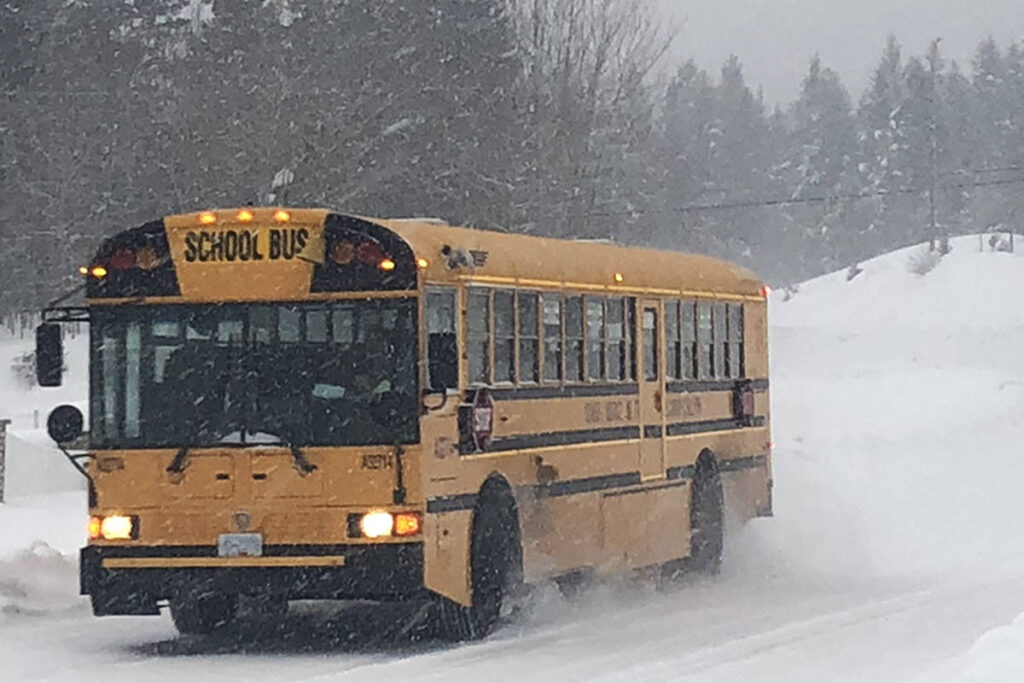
[2,236,1024,680]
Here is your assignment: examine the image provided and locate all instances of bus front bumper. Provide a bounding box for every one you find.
[80,543,425,616]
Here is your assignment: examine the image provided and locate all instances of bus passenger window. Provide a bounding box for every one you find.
[697,302,713,380]
[565,296,584,382]
[467,289,490,385]
[494,290,515,384]
[607,299,626,380]
[426,288,458,391]
[713,303,727,378]
[543,296,563,383]
[518,292,539,383]
[332,306,355,346]
[250,306,274,344]
[642,308,658,381]
[681,301,698,379]
[728,304,745,378]
[665,301,681,380]
[587,299,605,381]
[305,309,328,343]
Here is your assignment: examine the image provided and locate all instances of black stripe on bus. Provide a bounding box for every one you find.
[427,471,643,513]
[427,455,767,513]
[489,383,640,401]
[644,415,767,439]
[532,471,643,499]
[666,465,695,481]
[601,479,688,498]
[718,454,768,473]
[426,493,479,514]
[489,425,640,452]
[666,378,770,393]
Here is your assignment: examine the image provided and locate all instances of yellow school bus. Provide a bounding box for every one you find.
[36,207,772,640]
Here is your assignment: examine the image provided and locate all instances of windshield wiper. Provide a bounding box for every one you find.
[289,442,317,476]
[167,445,190,474]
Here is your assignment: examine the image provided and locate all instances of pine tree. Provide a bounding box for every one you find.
[858,36,916,247]
[787,56,858,267]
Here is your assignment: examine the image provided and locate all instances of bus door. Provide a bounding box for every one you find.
[638,300,667,480]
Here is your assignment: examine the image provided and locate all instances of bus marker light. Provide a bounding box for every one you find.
[109,248,136,271]
[78,266,89,276]
[274,210,291,223]
[379,259,396,272]
[360,511,394,538]
[357,241,384,265]
[417,258,429,269]
[330,241,356,265]
[614,272,624,283]
[199,211,217,225]
[88,516,102,540]
[237,209,254,223]
[91,266,108,279]
[99,515,135,540]
[136,246,160,270]
[394,513,422,537]
[762,285,773,298]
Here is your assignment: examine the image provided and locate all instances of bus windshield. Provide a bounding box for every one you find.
[89,300,419,449]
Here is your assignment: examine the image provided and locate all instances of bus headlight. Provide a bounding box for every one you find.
[359,511,394,539]
[90,515,138,541]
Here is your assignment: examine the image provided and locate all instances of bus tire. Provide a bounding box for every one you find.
[169,591,238,636]
[689,453,724,575]
[436,480,522,641]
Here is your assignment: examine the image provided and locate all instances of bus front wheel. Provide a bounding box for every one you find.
[169,590,238,635]
[436,482,522,641]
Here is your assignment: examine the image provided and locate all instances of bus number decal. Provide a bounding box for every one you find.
[361,453,394,470]
[584,396,702,424]
[584,399,641,425]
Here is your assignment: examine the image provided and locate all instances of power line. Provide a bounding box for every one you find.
[576,173,1024,219]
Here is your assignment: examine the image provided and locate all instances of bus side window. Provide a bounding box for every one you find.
[542,295,563,384]
[518,292,540,383]
[728,303,744,378]
[713,302,728,378]
[697,302,713,380]
[426,287,458,391]
[681,301,698,379]
[494,290,515,384]
[467,288,490,385]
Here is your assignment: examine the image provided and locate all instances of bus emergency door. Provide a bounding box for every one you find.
[638,300,667,480]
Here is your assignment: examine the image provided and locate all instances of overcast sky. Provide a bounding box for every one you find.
[657,0,1024,104]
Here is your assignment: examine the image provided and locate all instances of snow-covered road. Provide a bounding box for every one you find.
[4,237,1024,681]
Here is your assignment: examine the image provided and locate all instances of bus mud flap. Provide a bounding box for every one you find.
[423,509,473,606]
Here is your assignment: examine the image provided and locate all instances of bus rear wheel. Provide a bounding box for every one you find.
[688,457,724,574]
[169,590,238,635]
[436,485,522,641]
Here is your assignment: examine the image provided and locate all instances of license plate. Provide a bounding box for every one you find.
[218,533,263,557]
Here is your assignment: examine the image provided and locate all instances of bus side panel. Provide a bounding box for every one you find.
[423,510,473,606]
[520,494,604,581]
[599,484,690,570]
[722,468,771,523]
[744,300,769,378]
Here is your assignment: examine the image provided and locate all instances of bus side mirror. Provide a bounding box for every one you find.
[36,324,64,387]
[47,405,84,445]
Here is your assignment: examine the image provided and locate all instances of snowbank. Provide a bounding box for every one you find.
[921,611,1024,682]
[0,492,85,620]
[743,235,1024,583]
